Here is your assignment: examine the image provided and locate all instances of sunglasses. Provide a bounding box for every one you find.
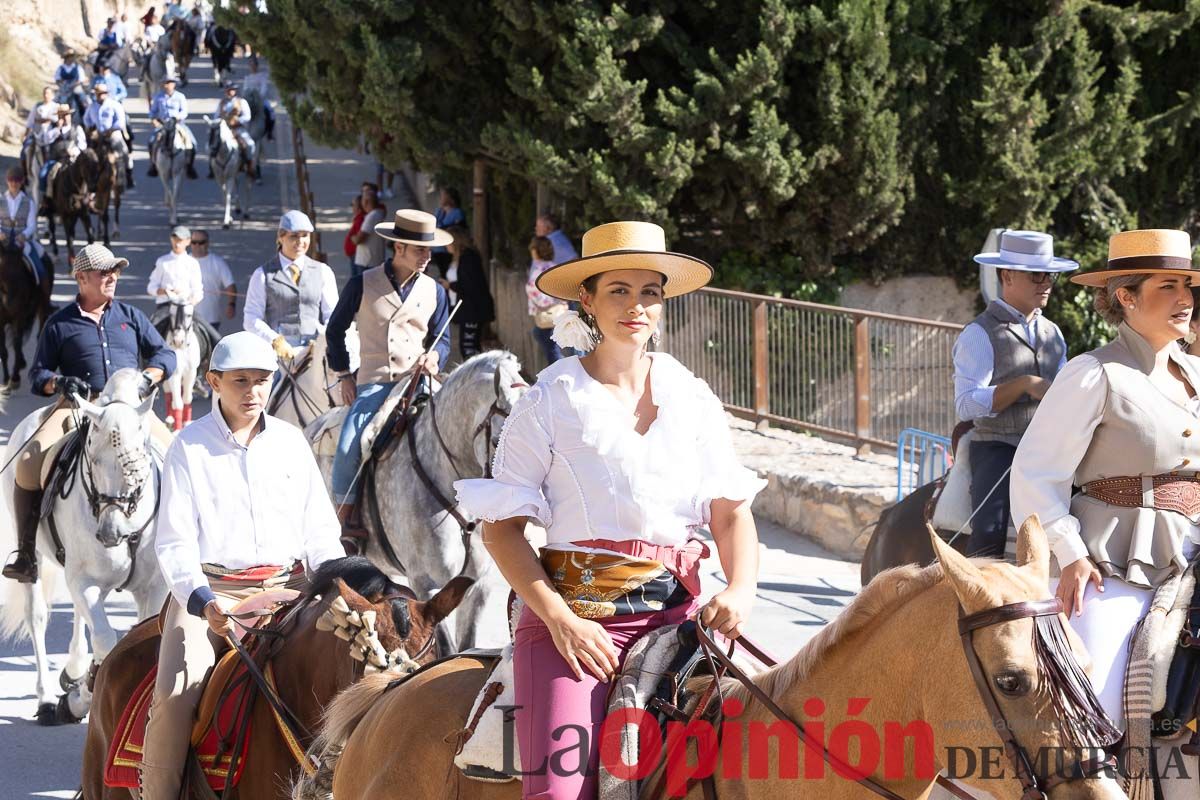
[1024,271,1059,285]
[191,239,208,246]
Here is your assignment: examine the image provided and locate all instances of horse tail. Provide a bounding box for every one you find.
[291,672,395,799]
[0,561,60,642]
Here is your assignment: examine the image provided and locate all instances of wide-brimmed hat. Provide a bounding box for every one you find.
[55,104,72,117]
[1071,229,1200,287]
[72,243,129,275]
[374,209,453,246]
[535,221,713,301]
[92,81,108,94]
[973,230,1078,272]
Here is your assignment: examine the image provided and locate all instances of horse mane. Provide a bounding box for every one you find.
[303,556,405,603]
[744,561,945,701]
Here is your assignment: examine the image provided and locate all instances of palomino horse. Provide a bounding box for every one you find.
[89,138,124,246]
[161,300,201,430]
[0,239,44,389]
[307,519,1127,800]
[0,370,168,725]
[168,20,196,86]
[310,351,527,651]
[204,116,252,229]
[154,118,191,226]
[42,145,99,262]
[79,556,475,799]
[208,25,237,84]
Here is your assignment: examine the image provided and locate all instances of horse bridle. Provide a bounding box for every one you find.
[668,597,1116,800]
[429,367,525,481]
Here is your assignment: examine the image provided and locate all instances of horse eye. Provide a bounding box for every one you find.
[993,671,1030,697]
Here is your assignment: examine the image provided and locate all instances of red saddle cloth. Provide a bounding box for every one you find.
[104,654,256,790]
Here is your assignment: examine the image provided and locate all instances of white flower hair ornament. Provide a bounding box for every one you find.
[551,309,598,353]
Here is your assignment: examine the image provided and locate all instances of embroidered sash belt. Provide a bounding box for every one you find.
[1081,474,1200,518]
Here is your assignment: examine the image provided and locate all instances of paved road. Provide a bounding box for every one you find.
[0,53,862,799]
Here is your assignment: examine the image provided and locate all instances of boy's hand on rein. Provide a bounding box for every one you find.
[547,614,619,683]
[203,601,235,638]
[700,586,755,640]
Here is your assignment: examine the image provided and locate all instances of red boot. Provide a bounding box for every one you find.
[182,404,192,425]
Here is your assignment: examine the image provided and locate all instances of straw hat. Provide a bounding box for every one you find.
[1071,229,1200,287]
[374,209,453,247]
[535,221,713,301]
[972,230,1077,272]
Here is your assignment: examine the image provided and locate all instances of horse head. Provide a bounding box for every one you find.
[164,300,195,349]
[74,383,158,548]
[301,556,475,679]
[434,351,527,476]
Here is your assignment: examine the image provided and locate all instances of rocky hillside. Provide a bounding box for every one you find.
[0,0,136,155]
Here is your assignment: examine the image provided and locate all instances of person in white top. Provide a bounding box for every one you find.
[241,55,274,141]
[189,229,236,329]
[24,86,58,140]
[142,330,345,799]
[1011,228,1200,729]
[243,210,339,358]
[350,182,385,276]
[454,220,764,799]
[212,81,256,174]
[148,224,221,351]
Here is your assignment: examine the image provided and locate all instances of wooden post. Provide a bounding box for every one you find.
[473,158,489,265]
[854,315,872,454]
[754,299,769,430]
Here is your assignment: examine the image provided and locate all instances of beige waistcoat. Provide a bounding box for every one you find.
[355,266,437,385]
[1071,323,1200,588]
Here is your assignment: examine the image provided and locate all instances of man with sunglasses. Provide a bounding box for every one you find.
[190,230,236,331]
[4,244,175,583]
[954,230,1078,558]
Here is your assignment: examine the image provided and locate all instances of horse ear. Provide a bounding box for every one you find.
[334,577,372,612]
[136,391,156,417]
[413,575,475,628]
[1014,514,1051,587]
[927,523,998,614]
[75,395,105,424]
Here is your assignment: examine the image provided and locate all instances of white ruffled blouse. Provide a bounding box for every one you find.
[454,353,766,548]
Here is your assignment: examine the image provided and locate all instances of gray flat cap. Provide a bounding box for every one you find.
[278,210,314,233]
[210,331,278,373]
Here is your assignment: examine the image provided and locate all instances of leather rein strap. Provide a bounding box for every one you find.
[660,597,1110,800]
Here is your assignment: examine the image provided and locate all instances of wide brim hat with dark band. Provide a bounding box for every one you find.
[973,229,1078,272]
[374,209,453,247]
[1071,229,1199,287]
[535,221,713,301]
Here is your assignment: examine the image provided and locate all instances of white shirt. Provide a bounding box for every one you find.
[455,354,766,548]
[444,261,459,306]
[952,299,1067,421]
[26,102,57,131]
[196,252,234,324]
[1010,354,1200,569]
[155,403,345,611]
[148,250,204,305]
[242,253,339,341]
[355,206,385,266]
[3,190,37,239]
[143,23,165,43]
[220,96,251,125]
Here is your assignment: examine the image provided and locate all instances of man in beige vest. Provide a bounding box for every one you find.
[325,209,452,544]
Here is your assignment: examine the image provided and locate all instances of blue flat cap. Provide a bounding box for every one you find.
[210,331,278,373]
[278,210,314,233]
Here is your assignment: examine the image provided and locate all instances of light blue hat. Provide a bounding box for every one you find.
[973,230,1078,272]
[278,210,314,233]
[210,331,277,373]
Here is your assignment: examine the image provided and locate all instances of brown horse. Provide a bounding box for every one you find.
[169,20,196,86]
[80,557,474,799]
[90,140,124,247]
[0,241,43,389]
[309,520,1125,800]
[42,147,99,263]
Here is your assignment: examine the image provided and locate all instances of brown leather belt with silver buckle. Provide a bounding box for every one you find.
[1081,474,1200,517]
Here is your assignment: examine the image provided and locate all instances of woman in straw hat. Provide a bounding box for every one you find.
[455,221,765,799]
[1011,229,1200,727]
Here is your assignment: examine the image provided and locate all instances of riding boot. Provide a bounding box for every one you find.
[125,169,134,189]
[336,503,369,555]
[147,160,158,177]
[185,150,198,180]
[3,487,43,583]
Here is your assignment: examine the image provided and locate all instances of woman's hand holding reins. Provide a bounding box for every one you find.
[1055,556,1104,618]
[546,612,619,683]
[700,585,755,640]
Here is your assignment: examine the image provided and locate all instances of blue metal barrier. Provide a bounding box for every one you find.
[896,428,952,502]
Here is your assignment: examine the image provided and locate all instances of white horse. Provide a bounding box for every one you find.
[243,86,269,183]
[139,38,175,104]
[0,369,168,725]
[154,118,191,226]
[308,351,527,651]
[204,116,250,229]
[160,299,201,430]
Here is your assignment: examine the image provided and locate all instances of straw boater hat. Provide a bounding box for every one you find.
[535,221,713,301]
[973,230,1078,272]
[374,209,453,246]
[55,104,72,117]
[1071,229,1200,287]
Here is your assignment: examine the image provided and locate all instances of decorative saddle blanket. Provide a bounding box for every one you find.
[103,588,300,791]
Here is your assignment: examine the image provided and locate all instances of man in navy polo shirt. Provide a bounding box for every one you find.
[3,244,175,583]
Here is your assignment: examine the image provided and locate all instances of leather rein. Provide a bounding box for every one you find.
[657,598,1114,800]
